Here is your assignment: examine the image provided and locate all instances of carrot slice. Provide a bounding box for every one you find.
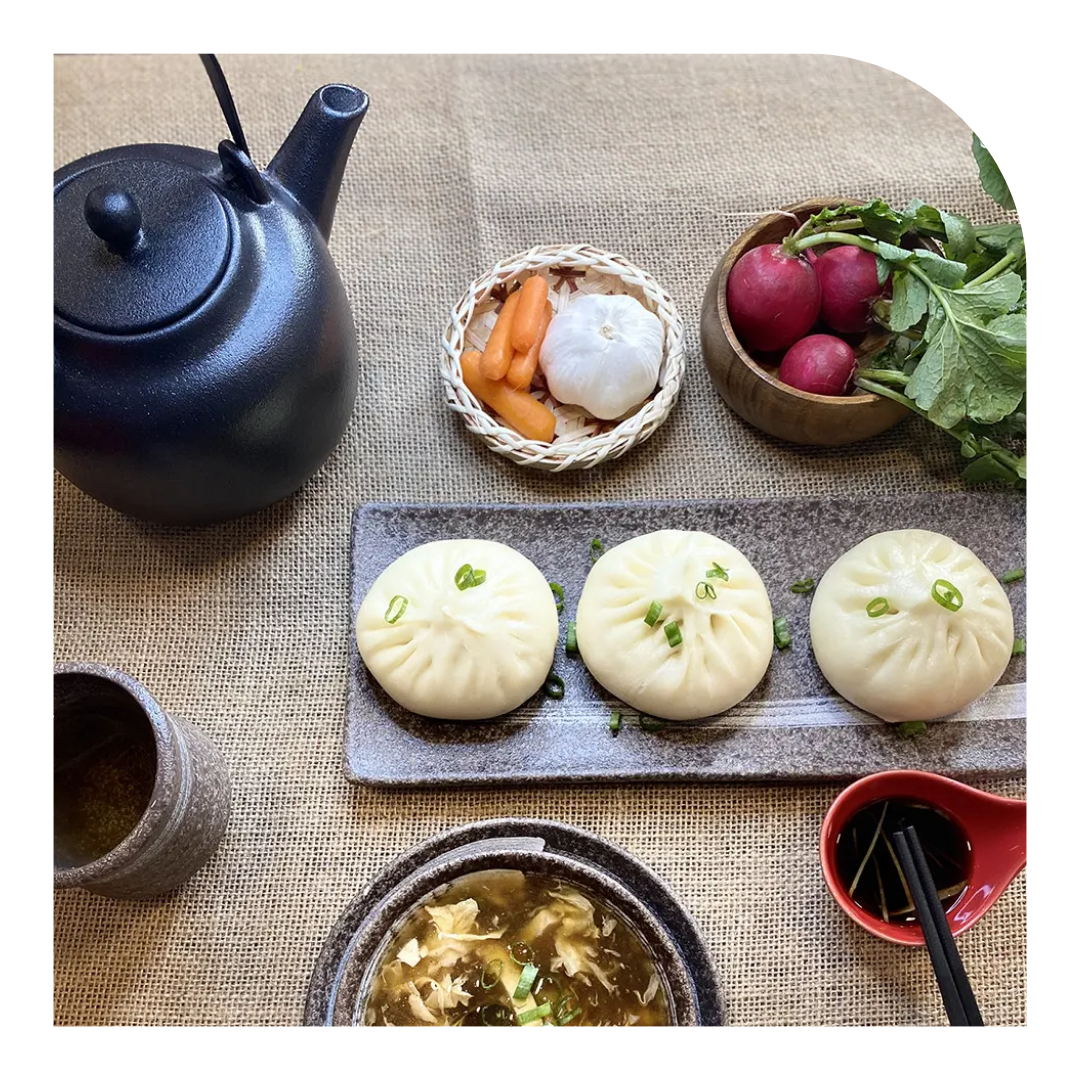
[461,349,556,443]
[480,289,521,381]
[510,275,551,354]
[506,302,552,391]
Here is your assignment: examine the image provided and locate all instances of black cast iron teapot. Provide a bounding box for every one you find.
[54,56,369,524]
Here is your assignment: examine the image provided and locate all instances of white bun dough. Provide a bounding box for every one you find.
[356,539,558,720]
[809,529,1014,722]
[575,530,773,720]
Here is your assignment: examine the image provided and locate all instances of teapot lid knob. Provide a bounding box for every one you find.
[84,185,143,255]
[55,159,231,335]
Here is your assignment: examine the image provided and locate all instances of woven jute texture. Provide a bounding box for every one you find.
[54,54,1026,1026]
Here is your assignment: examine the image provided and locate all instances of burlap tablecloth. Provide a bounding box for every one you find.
[53,54,1026,1026]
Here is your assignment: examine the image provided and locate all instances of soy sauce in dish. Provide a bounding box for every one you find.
[836,800,971,924]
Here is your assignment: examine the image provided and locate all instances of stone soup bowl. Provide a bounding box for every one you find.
[304,818,723,1026]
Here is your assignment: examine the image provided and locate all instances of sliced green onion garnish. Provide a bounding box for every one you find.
[481,1003,513,1026]
[554,990,582,1025]
[590,537,605,562]
[609,710,622,735]
[695,581,717,600]
[644,600,663,626]
[480,959,503,990]
[1012,637,1026,656]
[542,671,565,699]
[509,941,534,966]
[513,963,540,1000]
[534,973,564,997]
[773,616,792,649]
[1001,568,1025,584]
[516,1002,552,1025]
[897,720,928,738]
[554,990,579,1015]
[454,563,487,590]
[705,562,729,581]
[550,582,565,612]
[790,577,815,594]
[384,595,408,624]
[866,597,891,618]
[639,714,667,732]
[931,578,963,611]
[664,622,683,648]
[565,621,578,654]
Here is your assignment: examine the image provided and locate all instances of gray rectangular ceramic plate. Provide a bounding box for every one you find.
[346,494,1025,786]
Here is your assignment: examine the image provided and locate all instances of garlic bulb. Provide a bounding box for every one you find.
[539,294,663,420]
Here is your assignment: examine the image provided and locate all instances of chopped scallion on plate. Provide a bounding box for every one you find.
[549,582,565,612]
[542,671,565,699]
[897,720,928,738]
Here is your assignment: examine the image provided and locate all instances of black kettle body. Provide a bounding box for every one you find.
[54,73,368,525]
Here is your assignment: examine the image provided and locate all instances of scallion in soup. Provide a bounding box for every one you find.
[362,869,670,1026]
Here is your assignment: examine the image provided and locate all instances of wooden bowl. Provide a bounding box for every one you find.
[700,198,910,446]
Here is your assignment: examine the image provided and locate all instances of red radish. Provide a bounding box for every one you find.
[814,245,886,334]
[726,244,821,353]
[777,334,857,396]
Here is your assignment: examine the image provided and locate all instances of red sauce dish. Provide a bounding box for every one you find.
[820,769,1026,946]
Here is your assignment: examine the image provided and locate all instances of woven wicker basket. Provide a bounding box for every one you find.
[441,244,686,471]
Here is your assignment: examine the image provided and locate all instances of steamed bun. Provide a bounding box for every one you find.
[356,539,558,720]
[575,530,773,720]
[809,529,1014,722]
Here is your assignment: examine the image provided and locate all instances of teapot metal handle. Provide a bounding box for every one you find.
[200,54,250,159]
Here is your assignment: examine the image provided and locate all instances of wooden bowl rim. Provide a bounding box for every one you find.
[715,196,891,409]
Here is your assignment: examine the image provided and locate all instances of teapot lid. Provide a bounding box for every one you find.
[54,158,231,335]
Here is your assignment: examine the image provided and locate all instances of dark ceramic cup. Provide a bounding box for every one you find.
[54,662,231,900]
[304,818,723,1026]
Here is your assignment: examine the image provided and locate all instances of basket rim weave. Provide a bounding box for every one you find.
[440,243,686,472]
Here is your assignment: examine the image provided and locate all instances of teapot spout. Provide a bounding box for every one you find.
[268,84,369,241]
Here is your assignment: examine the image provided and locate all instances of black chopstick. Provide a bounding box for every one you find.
[892,826,983,1027]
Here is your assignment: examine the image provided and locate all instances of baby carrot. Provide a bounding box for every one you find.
[461,349,557,443]
[510,275,551,354]
[506,302,551,391]
[480,289,521,381]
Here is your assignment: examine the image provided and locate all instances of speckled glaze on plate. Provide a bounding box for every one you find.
[303,818,723,1026]
[345,494,1025,786]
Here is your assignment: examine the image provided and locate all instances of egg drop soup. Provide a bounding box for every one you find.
[362,869,671,1026]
